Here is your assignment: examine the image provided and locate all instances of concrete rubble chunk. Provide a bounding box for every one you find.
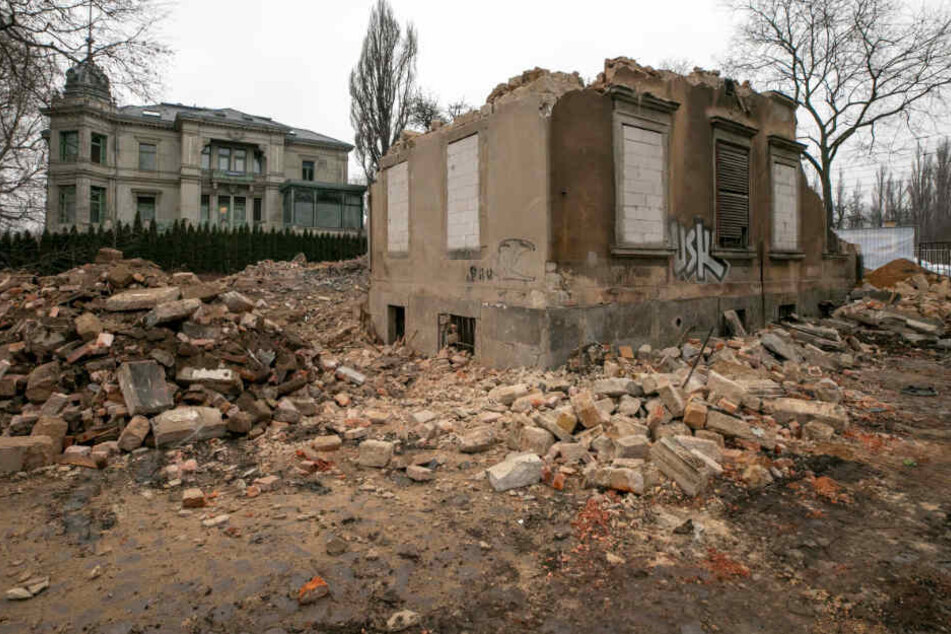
[803,420,835,441]
[95,247,123,263]
[30,416,68,453]
[74,312,103,341]
[486,452,543,492]
[220,291,254,313]
[592,378,639,398]
[181,283,222,301]
[312,435,343,452]
[653,422,691,441]
[676,436,722,463]
[273,398,301,423]
[118,415,151,451]
[357,439,394,468]
[412,410,437,425]
[406,465,435,481]
[387,610,421,632]
[176,366,243,396]
[151,407,226,448]
[335,366,366,385]
[649,436,722,497]
[657,382,686,417]
[585,464,653,494]
[723,309,747,336]
[571,389,606,428]
[459,426,496,453]
[618,395,642,416]
[760,332,803,362]
[535,408,577,441]
[105,286,181,312]
[182,488,206,508]
[683,401,708,429]
[488,383,530,406]
[519,425,555,455]
[144,297,202,327]
[706,371,749,406]
[706,410,756,442]
[767,398,850,432]
[25,362,60,404]
[118,361,173,416]
[0,436,56,474]
[613,434,650,459]
[511,391,544,413]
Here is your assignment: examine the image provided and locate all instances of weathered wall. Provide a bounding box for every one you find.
[546,69,855,359]
[368,95,553,366]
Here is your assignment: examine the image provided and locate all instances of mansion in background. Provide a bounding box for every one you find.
[43,58,364,233]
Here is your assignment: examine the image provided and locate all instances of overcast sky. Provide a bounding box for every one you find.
[159,0,735,179]
[156,0,945,187]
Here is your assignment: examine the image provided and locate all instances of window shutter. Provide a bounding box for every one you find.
[716,142,750,248]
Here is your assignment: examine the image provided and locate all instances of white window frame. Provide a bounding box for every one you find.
[386,161,410,254]
[445,133,481,254]
[614,115,669,248]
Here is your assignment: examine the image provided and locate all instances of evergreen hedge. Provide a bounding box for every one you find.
[0,215,366,275]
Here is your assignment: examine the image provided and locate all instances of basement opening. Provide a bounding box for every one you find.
[439,314,476,352]
[778,303,797,321]
[387,305,405,344]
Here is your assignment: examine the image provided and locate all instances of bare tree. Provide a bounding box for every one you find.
[408,88,442,131]
[846,181,866,228]
[833,168,847,229]
[870,165,888,228]
[349,0,417,183]
[0,0,168,229]
[934,139,951,240]
[727,0,951,244]
[446,100,472,121]
[907,144,935,238]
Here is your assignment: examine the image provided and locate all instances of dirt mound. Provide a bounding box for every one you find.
[866,258,929,289]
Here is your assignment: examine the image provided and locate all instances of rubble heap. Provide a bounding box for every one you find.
[1,248,947,508]
[834,271,950,349]
[0,249,376,473]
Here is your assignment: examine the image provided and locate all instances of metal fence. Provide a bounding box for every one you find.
[917,242,951,277]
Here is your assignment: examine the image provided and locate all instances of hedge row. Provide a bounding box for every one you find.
[0,215,367,275]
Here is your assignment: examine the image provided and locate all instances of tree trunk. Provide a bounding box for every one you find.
[820,157,836,252]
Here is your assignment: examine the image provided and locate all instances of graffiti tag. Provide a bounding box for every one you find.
[671,219,730,282]
[466,266,494,282]
[497,238,536,281]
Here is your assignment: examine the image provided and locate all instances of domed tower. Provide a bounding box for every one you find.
[62,57,112,103]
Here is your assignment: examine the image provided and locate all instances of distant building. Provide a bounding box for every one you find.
[42,58,364,233]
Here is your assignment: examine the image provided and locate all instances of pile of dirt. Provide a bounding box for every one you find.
[866,258,931,289]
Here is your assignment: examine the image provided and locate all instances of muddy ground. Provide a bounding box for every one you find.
[0,271,949,634]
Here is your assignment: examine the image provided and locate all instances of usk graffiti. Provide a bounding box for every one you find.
[671,219,730,282]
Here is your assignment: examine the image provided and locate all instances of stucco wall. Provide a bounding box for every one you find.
[368,95,553,365]
[547,75,855,348]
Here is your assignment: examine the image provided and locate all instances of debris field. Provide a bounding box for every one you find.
[0,250,949,634]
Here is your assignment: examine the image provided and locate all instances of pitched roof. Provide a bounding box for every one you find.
[117,103,353,150]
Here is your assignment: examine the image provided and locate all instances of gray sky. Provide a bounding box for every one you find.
[160,0,736,179]
[157,0,947,189]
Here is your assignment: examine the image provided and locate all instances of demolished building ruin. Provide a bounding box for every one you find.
[368,58,858,367]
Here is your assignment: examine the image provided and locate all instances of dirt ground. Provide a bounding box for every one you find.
[1,269,949,634]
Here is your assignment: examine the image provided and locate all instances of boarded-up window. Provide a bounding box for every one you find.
[446,135,479,251]
[772,162,799,251]
[715,141,750,249]
[386,162,409,253]
[619,125,665,245]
